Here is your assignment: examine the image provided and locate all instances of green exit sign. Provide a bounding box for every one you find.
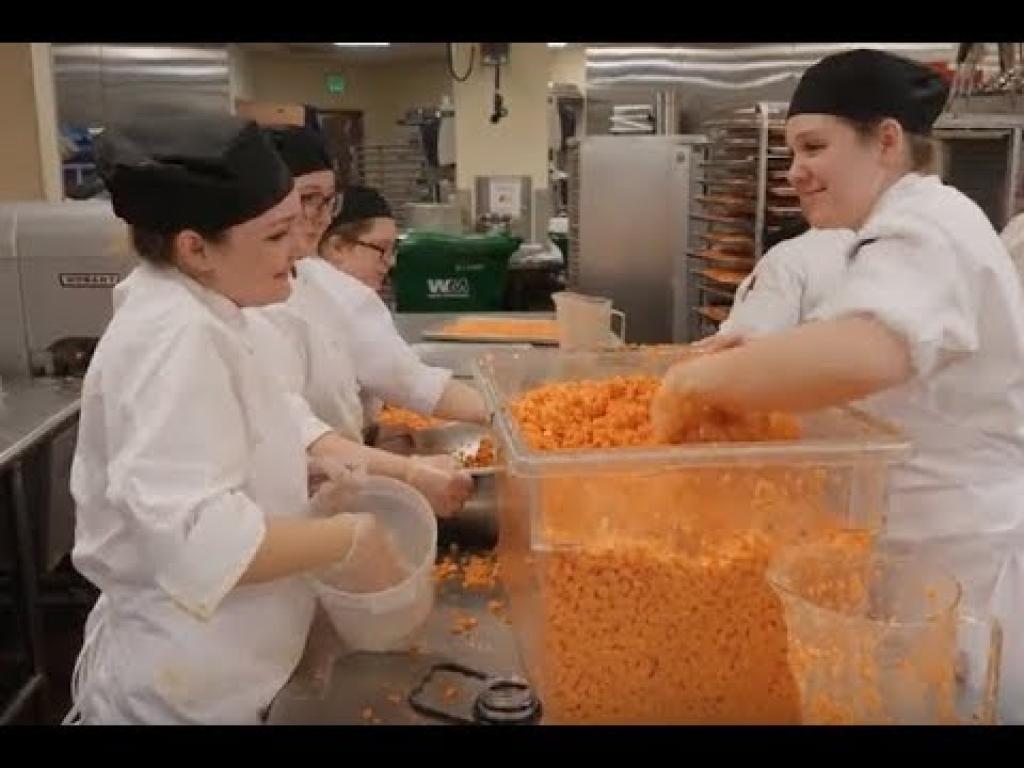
[326,74,346,94]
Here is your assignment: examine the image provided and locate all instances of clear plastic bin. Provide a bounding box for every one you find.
[474,347,911,724]
[767,532,1002,724]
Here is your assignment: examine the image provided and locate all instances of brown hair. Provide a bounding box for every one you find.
[848,118,937,174]
[130,226,227,266]
[318,218,374,254]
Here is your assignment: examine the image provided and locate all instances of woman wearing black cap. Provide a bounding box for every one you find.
[653,49,1024,722]
[250,128,474,517]
[317,185,490,429]
[67,115,406,724]
[270,124,341,260]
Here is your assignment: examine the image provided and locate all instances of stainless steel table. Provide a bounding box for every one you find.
[268,567,526,725]
[0,376,81,724]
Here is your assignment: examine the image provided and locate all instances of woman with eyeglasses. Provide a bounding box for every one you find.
[247,129,475,517]
[289,133,342,257]
[318,186,398,296]
[315,186,491,430]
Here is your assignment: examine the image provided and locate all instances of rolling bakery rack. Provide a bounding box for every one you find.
[686,102,804,340]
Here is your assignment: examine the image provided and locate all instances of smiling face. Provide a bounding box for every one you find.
[785,114,909,231]
[294,169,338,256]
[320,216,398,292]
[174,187,302,307]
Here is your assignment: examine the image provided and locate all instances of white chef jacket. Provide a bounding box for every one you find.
[1002,211,1024,287]
[295,258,452,426]
[808,173,1024,722]
[70,262,315,724]
[720,228,855,336]
[246,270,365,445]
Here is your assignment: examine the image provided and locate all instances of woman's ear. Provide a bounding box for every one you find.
[172,229,214,278]
[320,234,344,265]
[877,118,907,168]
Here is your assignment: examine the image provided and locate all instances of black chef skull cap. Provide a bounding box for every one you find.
[97,113,293,233]
[332,185,394,227]
[267,125,334,177]
[788,48,949,135]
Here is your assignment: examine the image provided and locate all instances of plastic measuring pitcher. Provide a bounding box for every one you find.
[767,533,1002,724]
[551,291,626,351]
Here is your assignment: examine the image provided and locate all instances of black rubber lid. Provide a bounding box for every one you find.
[473,678,542,725]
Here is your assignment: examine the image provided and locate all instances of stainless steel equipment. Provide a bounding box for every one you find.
[567,134,706,344]
[0,376,83,724]
[0,201,133,378]
[268,573,523,725]
[584,44,962,136]
[474,176,533,241]
[934,110,1024,230]
[947,43,1024,104]
[685,102,801,341]
[405,202,464,234]
[0,378,82,573]
[52,44,231,129]
[353,141,431,229]
[609,104,654,135]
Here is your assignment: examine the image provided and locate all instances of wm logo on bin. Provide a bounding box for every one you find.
[426,277,471,299]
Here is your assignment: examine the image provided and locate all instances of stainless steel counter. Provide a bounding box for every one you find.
[0,377,81,471]
[268,565,525,725]
[0,376,81,724]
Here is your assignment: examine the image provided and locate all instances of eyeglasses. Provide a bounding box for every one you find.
[300,191,342,220]
[351,239,397,263]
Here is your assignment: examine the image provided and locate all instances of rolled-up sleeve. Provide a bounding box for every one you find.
[107,323,267,620]
[808,215,979,378]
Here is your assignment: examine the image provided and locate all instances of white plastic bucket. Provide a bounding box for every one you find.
[311,477,437,652]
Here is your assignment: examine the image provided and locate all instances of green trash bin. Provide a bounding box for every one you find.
[393,231,521,313]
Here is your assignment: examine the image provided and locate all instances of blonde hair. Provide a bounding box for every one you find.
[849,118,937,174]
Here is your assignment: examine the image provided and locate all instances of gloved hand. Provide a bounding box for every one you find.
[308,459,369,517]
[650,357,715,444]
[404,454,473,518]
[319,513,411,594]
[307,454,368,501]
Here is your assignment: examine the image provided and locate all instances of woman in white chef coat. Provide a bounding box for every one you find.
[317,186,489,427]
[68,114,403,724]
[653,49,1024,723]
[249,127,473,516]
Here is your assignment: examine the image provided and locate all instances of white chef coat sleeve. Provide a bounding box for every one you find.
[1002,213,1024,286]
[285,391,334,449]
[719,250,803,336]
[251,311,334,449]
[348,295,453,414]
[808,216,979,378]
[105,322,268,620]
